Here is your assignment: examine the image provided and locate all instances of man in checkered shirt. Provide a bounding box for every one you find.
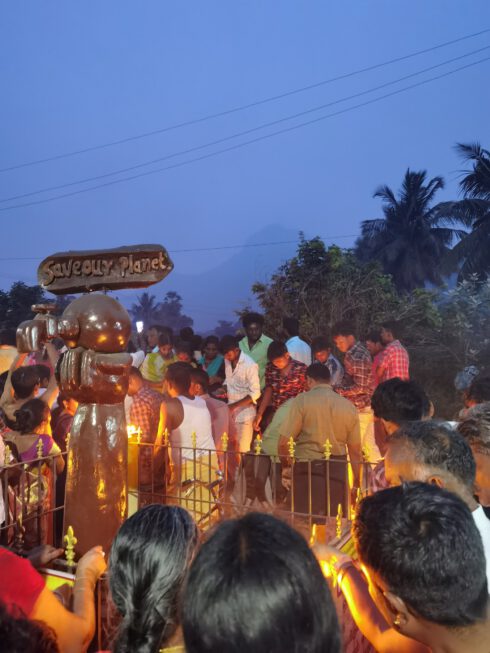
[332,320,381,463]
[127,366,166,489]
[377,321,409,383]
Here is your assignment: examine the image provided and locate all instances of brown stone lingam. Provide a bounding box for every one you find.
[17,294,132,555]
[16,244,173,557]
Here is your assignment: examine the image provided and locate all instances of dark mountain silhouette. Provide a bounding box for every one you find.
[121,224,301,331]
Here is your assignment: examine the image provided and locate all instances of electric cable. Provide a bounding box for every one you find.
[1,44,489,204]
[1,55,489,212]
[0,234,359,262]
[0,27,488,173]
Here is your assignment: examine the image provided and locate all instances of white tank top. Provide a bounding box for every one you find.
[170,395,215,459]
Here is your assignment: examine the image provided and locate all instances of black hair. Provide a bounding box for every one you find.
[306,363,331,383]
[0,602,59,653]
[371,378,430,423]
[127,339,137,354]
[128,366,143,380]
[51,392,74,427]
[380,320,401,339]
[148,324,165,333]
[267,341,288,362]
[14,398,49,434]
[310,336,332,354]
[165,363,192,394]
[219,335,239,355]
[190,368,210,394]
[331,320,356,338]
[182,512,340,653]
[458,403,490,454]
[176,341,194,357]
[11,366,40,399]
[179,327,194,342]
[282,317,299,337]
[390,421,476,489]
[158,332,174,347]
[110,505,198,653]
[466,376,490,405]
[365,330,382,344]
[33,364,51,384]
[203,335,219,348]
[354,482,488,627]
[191,334,202,350]
[57,392,72,407]
[0,329,17,347]
[0,371,9,396]
[241,312,264,329]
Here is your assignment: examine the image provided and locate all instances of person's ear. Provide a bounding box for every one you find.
[427,474,444,489]
[383,590,410,631]
[381,418,398,435]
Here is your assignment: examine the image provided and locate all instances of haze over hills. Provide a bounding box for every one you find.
[123,224,311,332]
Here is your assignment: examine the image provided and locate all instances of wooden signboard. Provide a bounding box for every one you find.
[38,244,173,295]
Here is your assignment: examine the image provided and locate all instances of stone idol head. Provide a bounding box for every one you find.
[59,294,131,353]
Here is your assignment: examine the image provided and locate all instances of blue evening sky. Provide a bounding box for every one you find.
[1,2,489,329]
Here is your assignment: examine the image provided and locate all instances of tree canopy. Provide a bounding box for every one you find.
[130,290,193,332]
[252,236,490,417]
[356,169,465,293]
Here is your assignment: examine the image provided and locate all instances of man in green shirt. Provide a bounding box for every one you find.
[278,364,362,519]
[239,312,273,391]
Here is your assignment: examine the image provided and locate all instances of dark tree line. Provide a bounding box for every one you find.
[356,142,490,292]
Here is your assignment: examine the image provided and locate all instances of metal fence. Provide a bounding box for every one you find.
[1,438,372,549]
[0,448,67,550]
[127,438,373,539]
[0,439,373,652]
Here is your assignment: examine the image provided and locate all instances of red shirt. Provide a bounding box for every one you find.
[265,360,307,409]
[0,547,45,615]
[379,340,409,382]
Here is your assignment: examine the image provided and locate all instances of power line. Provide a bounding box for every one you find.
[2,44,489,205]
[0,235,359,263]
[2,54,489,213]
[1,27,489,173]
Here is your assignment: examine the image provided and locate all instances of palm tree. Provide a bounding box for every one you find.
[129,292,160,326]
[437,143,490,280]
[358,169,465,293]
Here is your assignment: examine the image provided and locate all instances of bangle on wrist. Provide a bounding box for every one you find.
[334,558,356,590]
[75,574,97,586]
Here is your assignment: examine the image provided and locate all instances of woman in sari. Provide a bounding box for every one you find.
[6,399,64,546]
[198,336,225,392]
[51,394,78,545]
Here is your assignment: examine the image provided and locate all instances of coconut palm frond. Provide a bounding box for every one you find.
[373,185,397,206]
[454,142,489,162]
[422,175,445,206]
[430,227,466,246]
[434,199,489,228]
[455,142,490,199]
[360,219,387,240]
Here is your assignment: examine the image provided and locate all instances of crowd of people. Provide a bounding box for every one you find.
[0,311,489,652]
